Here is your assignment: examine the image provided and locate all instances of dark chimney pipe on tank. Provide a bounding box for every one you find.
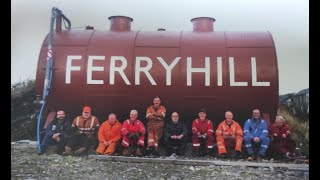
[55,15,62,32]
[108,16,133,31]
[191,17,215,32]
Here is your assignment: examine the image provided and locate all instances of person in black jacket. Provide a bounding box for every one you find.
[164,112,188,156]
[38,110,71,155]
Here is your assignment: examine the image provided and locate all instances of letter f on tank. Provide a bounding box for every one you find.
[66,55,82,84]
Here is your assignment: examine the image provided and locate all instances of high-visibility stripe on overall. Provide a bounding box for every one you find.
[76,116,95,133]
[121,120,145,147]
[192,119,214,149]
[215,120,243,154]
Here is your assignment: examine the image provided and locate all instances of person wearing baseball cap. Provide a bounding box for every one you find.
[191,108,214,157]
[83,106,91,113]
[63,105,100,156]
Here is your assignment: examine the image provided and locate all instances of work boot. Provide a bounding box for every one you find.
[283,152,293,161]
[218,153,227,159]
[207,148,214,157]
[247,154,255,161]
[95,151,102,155]
[56,139,66,155]
[153,150,160,158]
[256,154,262,162]
[37,145,45,155]
[123,147,130,156]
[192,149,200,157]
[37,150,44,155]
[135,147,142,157]
[260,154,269,162]
[73,147,87,156]
[145,146,155,157]
[172,146,178,154]
[235,150,242,159]
[37,146,45,155]
[62,146,73,156]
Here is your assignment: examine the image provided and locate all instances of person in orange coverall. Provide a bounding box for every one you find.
[215,111,243,159]
[96,113,121,155]
[146,96,166,157]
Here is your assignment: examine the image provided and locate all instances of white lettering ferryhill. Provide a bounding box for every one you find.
[65,55,270,87]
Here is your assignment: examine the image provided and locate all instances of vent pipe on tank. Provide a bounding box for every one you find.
[191,17,215,32]
[108,16,133,31]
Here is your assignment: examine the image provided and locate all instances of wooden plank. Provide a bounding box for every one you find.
[287,167,309,172]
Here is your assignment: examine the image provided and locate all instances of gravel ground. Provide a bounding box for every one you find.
[11,144,309,180]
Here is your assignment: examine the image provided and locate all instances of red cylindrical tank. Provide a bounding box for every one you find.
[36,16,278,130]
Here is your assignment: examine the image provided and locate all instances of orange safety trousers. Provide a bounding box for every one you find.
[216,136,243,154]
[147,123,163,148]
[96,120,121,155]
[96,142,118,155]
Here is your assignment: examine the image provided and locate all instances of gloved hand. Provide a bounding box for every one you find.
[127,132,133,138]
[197,132,202,138]
[128,132,138,140]
[136,131,142,137]
[201,133,207,139]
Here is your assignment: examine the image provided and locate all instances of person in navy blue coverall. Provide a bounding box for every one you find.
[39,110,71,155]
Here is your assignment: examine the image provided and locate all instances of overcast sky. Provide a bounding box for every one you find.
[11,0,308,94]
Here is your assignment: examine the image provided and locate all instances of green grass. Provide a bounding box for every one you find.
[11,79,37,141]
[277,105,309,156]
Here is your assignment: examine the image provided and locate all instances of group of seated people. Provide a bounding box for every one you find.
[38,96,296,161]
